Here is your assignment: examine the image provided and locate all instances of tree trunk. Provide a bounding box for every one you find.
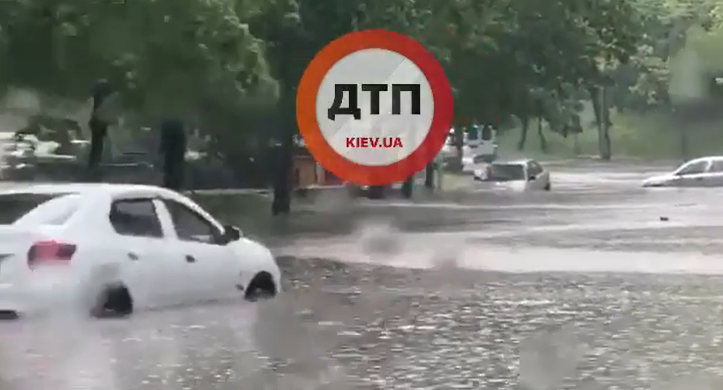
[679,122,688,160]
[401,176,413,198]
[590,86,612,160]
[676,106,688,160]
[424,163,434,188]
[86,118,107,181]
[160,118,187,191]
[87,79,113,182]
[573,133,581,155]
[537,118,547,152]
[271,84,295,215]
[599,88,612,160]
[517,116,529,150]
[271,136,293,215]
[453,125,464,157]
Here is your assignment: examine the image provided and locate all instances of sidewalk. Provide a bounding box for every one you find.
[186,174,472,197]
[186,184,346,197]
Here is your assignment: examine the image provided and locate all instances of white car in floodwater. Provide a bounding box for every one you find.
[0,183,281,319]
[642,156,723,187]
[473,159,551,191]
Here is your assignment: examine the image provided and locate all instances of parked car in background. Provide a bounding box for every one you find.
[439,124,497,169]
[0,119,87,181]
[473,159,551,191]
[642,156,723,187]
[463,124,497,164]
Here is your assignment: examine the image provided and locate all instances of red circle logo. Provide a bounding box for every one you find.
[296,29,453,186]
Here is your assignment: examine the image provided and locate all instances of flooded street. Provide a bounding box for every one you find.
[6,161,723,389]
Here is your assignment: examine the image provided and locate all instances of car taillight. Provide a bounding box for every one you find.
[27,240,76,269]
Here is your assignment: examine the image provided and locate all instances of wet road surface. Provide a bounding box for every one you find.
[8,161,723,389]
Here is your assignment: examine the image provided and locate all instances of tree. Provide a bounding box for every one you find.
[249,0,383,210]
[372,0,642,159]
[0,0,277,174]
[0,0,651,201]
[594,0,723,158]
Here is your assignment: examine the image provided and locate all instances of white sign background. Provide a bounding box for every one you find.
[315,48,434,166]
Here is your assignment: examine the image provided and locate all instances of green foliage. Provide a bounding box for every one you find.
[0,0,277,119]
[609,0,723,109]
[0,0,683,156]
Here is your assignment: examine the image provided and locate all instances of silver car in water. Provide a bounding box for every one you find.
[642,156,723,187]
[473,159,551,191]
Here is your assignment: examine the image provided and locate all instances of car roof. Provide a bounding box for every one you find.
[0,182,177,197]
[0,182,224,230]
[680,156,723,166]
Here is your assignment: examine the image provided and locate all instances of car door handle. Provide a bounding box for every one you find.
[128,252,139,261]
[185,255,196,263]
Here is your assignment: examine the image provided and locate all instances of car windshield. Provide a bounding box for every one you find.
[0,192,77,225]
[485,164,526,181]
[674,160,708,175]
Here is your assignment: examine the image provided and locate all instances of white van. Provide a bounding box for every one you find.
[439,124,497,165]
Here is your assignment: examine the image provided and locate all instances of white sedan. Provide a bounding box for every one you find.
[473,159,551,191]
[0,183,281,319]
[642,156,723,187]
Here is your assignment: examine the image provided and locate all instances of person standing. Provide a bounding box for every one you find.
[159,118,187,191]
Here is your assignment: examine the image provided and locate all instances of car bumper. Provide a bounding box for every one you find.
[0,276,88,317]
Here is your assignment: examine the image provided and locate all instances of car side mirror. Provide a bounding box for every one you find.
[221,224,242,243]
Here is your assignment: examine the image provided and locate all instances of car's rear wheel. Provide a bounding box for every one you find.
[91,285,133,318]
[544,182,551,191]
[244,272,277,302]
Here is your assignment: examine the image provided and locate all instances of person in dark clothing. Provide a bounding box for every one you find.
[159,118,187,190]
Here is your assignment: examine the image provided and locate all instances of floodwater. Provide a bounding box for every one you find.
[6,160,723,389]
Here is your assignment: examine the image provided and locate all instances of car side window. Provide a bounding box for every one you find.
[163,200,220,244]
[528,162,543,176]
[677,160,709,175]
[110,199,163,238]
[709,160,723,172]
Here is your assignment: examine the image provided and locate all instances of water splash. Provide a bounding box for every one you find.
[356,219,404,257]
